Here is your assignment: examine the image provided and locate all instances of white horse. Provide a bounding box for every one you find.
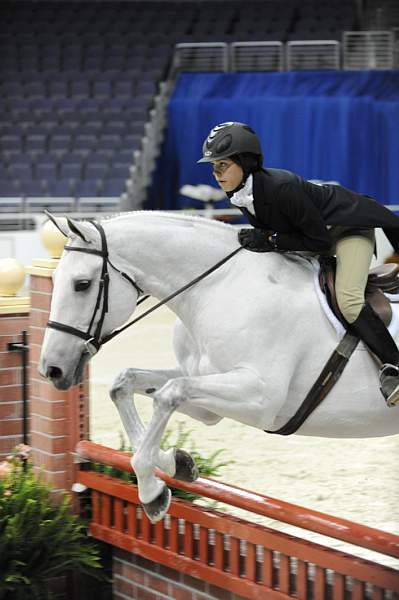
[40,212,399,523]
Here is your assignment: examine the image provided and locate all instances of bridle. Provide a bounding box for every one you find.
[47,221,144,356]
[47,220,243,356]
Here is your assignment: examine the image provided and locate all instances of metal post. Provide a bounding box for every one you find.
[8,330,29,445]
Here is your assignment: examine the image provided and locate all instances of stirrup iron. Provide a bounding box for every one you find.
[379,364,399,407]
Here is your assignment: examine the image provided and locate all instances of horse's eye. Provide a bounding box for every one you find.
[74,280,91,292]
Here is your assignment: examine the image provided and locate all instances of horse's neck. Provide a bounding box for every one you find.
[106,214,236,308]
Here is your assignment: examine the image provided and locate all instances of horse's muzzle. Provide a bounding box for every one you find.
[45,365,72,390]
[43,352,89,390]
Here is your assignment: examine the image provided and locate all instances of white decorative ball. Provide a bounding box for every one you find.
[41,218,67,259]
[0,258,26,297]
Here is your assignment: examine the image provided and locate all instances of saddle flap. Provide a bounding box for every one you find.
[319,257,393,327]
[366,289,392,326]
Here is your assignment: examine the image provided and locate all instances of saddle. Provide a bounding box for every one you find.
[319,257,399,327]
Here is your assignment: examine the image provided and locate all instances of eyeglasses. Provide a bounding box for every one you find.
[212,161,234,176]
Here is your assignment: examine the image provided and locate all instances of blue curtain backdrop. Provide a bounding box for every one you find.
[149,70,399,210]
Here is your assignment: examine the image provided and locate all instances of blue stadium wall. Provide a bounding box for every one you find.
[150,70,399,210]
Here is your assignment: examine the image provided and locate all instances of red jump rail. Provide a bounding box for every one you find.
[76,440,399,599]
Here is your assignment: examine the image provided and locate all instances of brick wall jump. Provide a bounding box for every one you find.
[28,262,90,494]
[0,312,29,460]
[113,549,246,600]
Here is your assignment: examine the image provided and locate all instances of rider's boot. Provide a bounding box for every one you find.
[350,303,399,407]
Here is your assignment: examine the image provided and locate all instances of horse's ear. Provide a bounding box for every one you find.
[44,210,69,238]
[66,218,95,243]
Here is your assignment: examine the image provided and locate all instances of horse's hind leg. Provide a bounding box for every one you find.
[110,367,212,481]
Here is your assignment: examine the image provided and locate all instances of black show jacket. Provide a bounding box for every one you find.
[236,168,399,253]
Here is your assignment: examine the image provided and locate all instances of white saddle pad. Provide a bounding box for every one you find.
[310,258,399,340]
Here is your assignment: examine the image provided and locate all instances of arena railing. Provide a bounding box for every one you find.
[230,42,285,72]
[75,440,399,599]
[342,31,395,70]
[286,41,341,71]
[172,43,230,73]
[171,34,396,74]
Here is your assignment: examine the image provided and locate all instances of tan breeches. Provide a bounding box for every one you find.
[334,230,375,324]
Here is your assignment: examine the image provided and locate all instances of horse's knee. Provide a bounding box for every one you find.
[110,368,137,402]
[154,378,188,411]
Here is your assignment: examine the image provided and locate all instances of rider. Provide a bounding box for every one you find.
[198,121,399,407]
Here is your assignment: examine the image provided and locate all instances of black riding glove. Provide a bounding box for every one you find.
[238,228,274,252]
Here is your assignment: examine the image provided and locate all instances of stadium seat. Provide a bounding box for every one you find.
[55,98,79,114]
[113,81,133,97]
[48,134,71,153]
[0,165,9,179]
[122,135,141,151]
[9,163,34,180]
[110,165,129,180]
[46,179,74,197]
[48,81,69,99]
[102,123,125,136]
[2,82,24,99]
[36,159,58,181]
[85,161,109,180]
[0,180,21,197]
[92,80,112,98]
[98,134,121,151]
[70,81,91,98]
[20,180,46,197]
[73,134,96,151]
[102,178,126,196]
[1,134,22,149]
[74,179,100,197]
[59,162,82,180]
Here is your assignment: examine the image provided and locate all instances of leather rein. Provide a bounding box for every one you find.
[47,221,243,356]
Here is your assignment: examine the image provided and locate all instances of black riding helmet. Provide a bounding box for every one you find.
[197,122,263,165]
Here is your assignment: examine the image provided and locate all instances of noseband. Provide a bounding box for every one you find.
[47,219,243,356]
[47,221,143,356]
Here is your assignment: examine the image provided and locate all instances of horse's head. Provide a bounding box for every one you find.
[39,214,140,390]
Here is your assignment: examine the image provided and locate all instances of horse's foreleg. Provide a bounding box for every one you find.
[110,367,211,479]
[132,390,182,522]
[110,368,181,476]
[133,367,267,523]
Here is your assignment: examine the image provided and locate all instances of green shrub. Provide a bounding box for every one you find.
[0,447,105,600]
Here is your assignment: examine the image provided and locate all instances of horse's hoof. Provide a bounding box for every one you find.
[141,486,171,523]
[174,448,199,482]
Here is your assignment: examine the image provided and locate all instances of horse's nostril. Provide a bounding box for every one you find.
[47,366,63,380]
